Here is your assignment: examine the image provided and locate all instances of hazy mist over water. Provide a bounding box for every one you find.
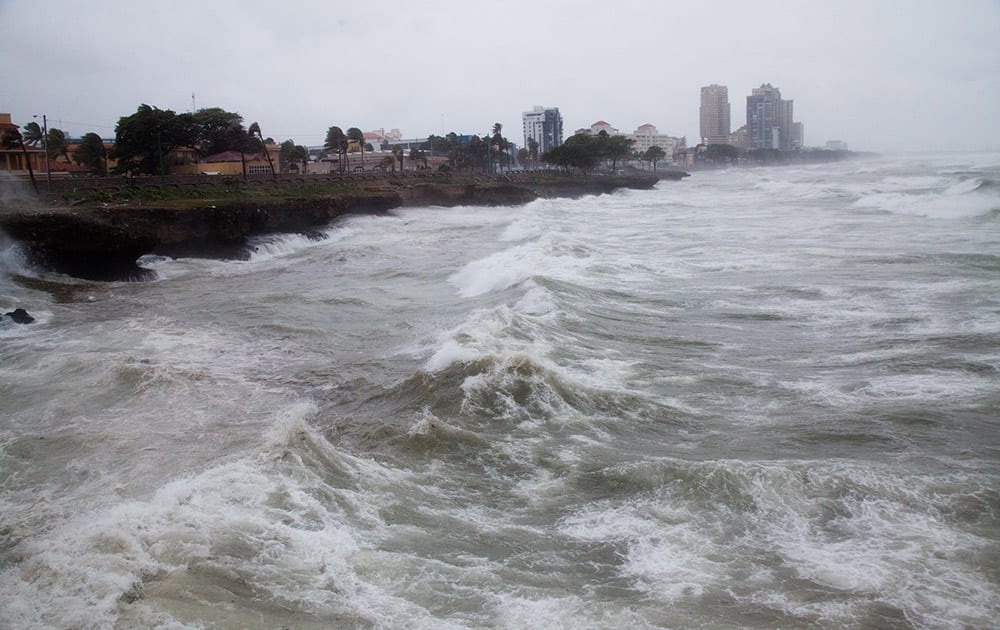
[1,153,998,627]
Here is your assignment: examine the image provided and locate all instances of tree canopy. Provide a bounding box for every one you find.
[109,104,255,175]
[73,132,107,175]
[109,104,197,175]
[704,143,741,162]
[279,139,309,173]
[542,132,634,173]
[192,107,244,157]
[324,126,348,173]
[643,145,666,171]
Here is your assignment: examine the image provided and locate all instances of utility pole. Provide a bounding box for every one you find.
[34,114,51,193]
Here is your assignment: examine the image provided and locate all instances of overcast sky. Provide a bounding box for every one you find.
[1,0,998,153]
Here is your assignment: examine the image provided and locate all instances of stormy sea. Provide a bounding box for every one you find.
[1,153,998,629]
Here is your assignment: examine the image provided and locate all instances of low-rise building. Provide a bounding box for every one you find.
[0,113,46,173]
[632,123,685,159]
[171,143,280,176]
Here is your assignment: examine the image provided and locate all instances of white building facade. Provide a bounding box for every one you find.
[522,106,564,155]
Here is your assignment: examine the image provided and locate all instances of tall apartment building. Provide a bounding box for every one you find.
[746,83,797,151]
[522,106,564,155]
[700,85,731,145]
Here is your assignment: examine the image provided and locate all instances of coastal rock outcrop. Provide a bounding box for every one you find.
[4,308,34,324]
[0,173,673,280]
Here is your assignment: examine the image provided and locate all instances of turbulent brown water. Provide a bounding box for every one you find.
[2,153,999,628]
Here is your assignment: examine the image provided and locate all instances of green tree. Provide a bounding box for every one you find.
[704,143,741,163]
[278,140,310,173]
[1,128,38,193]
[490,123,510,173]
[542,134,598,172]
[225,119,250,179]
[643,145,666,171]
[527,137,539,168]
[109,104,197,176]
[594,132,633,172]
[72,132,107,175]
[192,107,244,156]
[346,127,365,170]
[324,126,347,173]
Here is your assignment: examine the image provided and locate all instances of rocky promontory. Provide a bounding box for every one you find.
[0,171,676,280]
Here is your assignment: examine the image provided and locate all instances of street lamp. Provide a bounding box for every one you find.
[33,114,51,193]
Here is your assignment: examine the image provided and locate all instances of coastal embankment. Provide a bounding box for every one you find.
[0,171,682,280]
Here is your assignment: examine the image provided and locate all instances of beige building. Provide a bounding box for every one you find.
[632,124,685,159]
[0,113,46,173]
[171,142,281,176]
[727,125,749,149]
[588,120,621,135]
[700,84,731,145]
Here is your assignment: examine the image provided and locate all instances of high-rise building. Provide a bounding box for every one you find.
[746,83,797,151]
[700,85,731,145]
[522,106,563,155]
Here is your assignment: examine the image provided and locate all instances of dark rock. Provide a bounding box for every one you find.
[5,308,34,324]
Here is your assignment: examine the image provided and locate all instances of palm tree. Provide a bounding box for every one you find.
[46,128,70,162]
[226,120,248,180]
[324,126,348,174]
[21,121,43,147]
[527,137,539,168]
[248,122,276,180]
[346,127,364,171]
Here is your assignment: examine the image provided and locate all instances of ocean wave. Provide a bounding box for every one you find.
[245,227,346,262]
[0,400,434,629]
[851,175,1000,218]
[557,456,1000,627]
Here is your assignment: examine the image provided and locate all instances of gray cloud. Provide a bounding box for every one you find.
[1,0,997,152]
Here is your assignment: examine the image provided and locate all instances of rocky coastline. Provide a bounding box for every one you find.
[0,171,681,280]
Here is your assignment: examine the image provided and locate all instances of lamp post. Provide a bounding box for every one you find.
[33,114,51,193]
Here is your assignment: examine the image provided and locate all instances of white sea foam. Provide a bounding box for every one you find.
[246,226,348,262]
[0,399,440,628]
[851,183,999,218]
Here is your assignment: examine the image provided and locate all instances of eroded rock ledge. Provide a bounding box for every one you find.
[0,172,676,280]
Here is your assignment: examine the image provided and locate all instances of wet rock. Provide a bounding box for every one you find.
[5,308,34,324]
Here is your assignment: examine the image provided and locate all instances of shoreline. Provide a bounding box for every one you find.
[0,171,680,280]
